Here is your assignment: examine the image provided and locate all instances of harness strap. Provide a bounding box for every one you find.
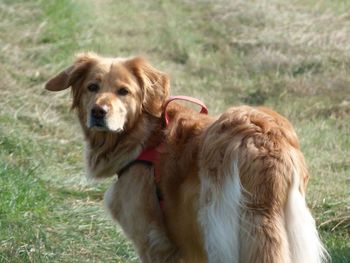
[163,95,209,126]
[136,146,161,184]
[135,146,163,206]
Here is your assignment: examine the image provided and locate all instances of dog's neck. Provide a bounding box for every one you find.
[79,111,163,179]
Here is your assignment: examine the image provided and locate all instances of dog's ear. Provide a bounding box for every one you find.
[126,57,170,117]
[45,53,97,92]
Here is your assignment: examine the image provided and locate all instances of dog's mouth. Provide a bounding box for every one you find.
[88,117,124,133]
[88,117,108,130]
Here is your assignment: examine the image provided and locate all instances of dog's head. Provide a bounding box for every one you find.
[45,53,169,132]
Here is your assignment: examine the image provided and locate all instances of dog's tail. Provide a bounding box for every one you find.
[285,163,329,263]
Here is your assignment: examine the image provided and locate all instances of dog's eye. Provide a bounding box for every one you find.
[87,83,99,92]
[117,87,129,96]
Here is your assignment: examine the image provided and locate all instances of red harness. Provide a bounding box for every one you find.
[134,96,208,206]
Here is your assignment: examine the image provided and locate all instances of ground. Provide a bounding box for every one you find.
[0,0,349,262]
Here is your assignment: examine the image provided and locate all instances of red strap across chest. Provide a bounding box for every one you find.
[136,147,159,163]
[136,146,162,183]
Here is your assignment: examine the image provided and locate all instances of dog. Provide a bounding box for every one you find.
[45,52,327,263]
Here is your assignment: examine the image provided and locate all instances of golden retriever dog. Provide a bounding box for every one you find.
[45,53,327,263]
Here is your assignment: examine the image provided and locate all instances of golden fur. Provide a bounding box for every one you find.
[45,53,326,263]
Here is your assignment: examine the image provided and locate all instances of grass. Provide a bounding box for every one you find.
[0,0,349,262]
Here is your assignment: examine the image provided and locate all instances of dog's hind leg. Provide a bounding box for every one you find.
[198,160,242,263]
[239,211,291,263]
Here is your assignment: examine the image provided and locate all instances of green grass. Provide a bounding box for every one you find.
[0,0,349,262]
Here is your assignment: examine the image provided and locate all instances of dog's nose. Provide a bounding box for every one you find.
[91,104,108,119]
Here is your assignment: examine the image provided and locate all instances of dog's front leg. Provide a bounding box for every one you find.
[104,164,182,263]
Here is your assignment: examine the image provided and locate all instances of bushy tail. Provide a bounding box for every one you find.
[285,172,329,263]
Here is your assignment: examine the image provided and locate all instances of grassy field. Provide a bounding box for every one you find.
[0,0,349,262]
